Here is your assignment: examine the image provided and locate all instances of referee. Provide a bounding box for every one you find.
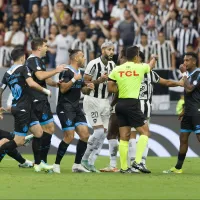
[108,46,157,173]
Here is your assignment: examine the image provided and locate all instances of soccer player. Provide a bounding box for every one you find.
[26,38,66,169]
[0,46,53,172]
[53,49,94,173]
[107,46,157,173]
[163,52,200,174]
[81,41,115,172]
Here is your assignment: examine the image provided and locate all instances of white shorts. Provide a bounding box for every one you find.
[83,95,111,129]
[131,118,150,131]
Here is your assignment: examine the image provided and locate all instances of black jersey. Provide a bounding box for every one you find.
[0,64,32,106]
[58,65,85,107]
[26,54,47,101]
[184,68,200,116]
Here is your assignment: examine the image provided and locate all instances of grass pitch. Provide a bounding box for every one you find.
[0,155,200,199]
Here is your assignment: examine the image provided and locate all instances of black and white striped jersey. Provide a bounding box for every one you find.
[177,0,197,11]
[145,29,158,45]
[173,27,199,56]
[35,17,52,39]
[70,0,86,21]
[0,46,11,68]
[139,70,160,118]
[84,57,115,99]
[136,44,152,63]
[72,38,94,67]
[163,19,180,40]
[129,0,138,5]
[151,40,175,69]
[89,0,109,18]
[105,39,123,55]
[158,7,169,21]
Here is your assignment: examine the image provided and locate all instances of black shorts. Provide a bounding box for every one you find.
[115,99,146,128]
[108,113,120,138]
[57,104,87,131]
[181,115,200,134]
[30,100,53,126]
[11,104,31,136]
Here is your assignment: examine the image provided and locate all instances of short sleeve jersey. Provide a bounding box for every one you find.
[109,62,150,98]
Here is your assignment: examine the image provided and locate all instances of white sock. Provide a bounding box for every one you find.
[88,133,106,165]
[82,128,104,161]
[128,138,136,167]
[142,144,149,165]
[108,139,118,168]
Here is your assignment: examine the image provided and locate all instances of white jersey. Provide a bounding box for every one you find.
[53,34,74,65]
[84,57,115,99]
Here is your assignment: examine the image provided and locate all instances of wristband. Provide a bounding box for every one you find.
[42,88,51,96]
[71,78,76,83]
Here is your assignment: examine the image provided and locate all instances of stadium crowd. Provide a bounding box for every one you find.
[0,0,199,105]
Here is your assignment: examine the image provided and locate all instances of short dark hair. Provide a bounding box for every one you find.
[139,51,145,63]
[61,25,68,30]
[126,46,139,61]
[31,38,47,51]
[141,33,147,37]
[11,46,25,61]
[182,15,190,20]
[68,49,82,59]
[185,52,198,62]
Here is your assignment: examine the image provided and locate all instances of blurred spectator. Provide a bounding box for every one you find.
[35,5,52,38]
[72,30,94,68]
[68,24,76,38]
[95,36,105,58]
[24,13,39,54]
[131,0,145,15]
[106,27,123,63]
[83,14,91,36]
[52,25,74,65]
[50,0,66,25]
[118,9,135,48]
[47,24,59,68]
[136,33,151,63]
[111,0,127,28]
[158,0,169,21]
[0,35,11,68]
[60,11,72,26]
[0,22,5,37]
[145,19,159,44]
[31,3,40,21]
[29,0,42,13]
[6,4,24,31]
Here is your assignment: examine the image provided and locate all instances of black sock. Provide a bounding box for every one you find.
[0,129,14,140]
[40,132,52,163]
[7,149,26,164]
[0,140,17,154]
[32,137,42,165]
[55,140,69,165]
[75,140,87,164]
[175,152,186,169]
[0,153,6,162]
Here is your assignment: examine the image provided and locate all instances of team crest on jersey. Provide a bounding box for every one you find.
[93,119,97,123]
[66,119,72,126]
[42,113,48,121]
[23,125,28,133]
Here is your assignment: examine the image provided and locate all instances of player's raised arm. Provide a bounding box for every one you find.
[148,55,158,70]
[159,77,184,87]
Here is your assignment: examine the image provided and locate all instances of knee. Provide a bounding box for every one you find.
[47,124,55,134]
[80,132,89,142]
[15,137,25,146]
[120,132,130,141]
[63,134,74,143]
[0,138,9,146]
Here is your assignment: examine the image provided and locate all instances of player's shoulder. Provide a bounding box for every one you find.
[87,57,100,66]
[7,64,24,75]
[108,60,116,66]
[64,65,76,74]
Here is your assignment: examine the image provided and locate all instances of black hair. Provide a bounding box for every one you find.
[126,46,139,61]
[141,33,147,37]
[185,52,198,63]
[68,49,82,59]
[182,15,190,20]
[61,25,68,30]
[31,37,47,51]
[139,51,145,63]
[11,46,25,61]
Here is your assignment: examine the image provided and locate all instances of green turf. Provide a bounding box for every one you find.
[0,155,200,199]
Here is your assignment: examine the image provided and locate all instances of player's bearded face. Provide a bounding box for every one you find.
[105,47,114,60]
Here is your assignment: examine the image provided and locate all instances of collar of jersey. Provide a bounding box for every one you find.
[7,64,23,75]
[65,65,80,74]
[188,68,200,77]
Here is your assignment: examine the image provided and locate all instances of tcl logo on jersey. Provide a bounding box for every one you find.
[118,71,139,77]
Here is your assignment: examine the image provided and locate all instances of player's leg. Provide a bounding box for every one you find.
[163,115,192,174]
[129,129,137,166]
[100,113,119,172]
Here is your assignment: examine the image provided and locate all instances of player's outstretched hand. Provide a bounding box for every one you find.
[74,73,82,81]
[87,83,94,90]
[56,64,68,73]
[98,73,108,83]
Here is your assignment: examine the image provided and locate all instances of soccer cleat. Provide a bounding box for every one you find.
[24,134,34,147]
[40,161,53,172]
[18,160,34,168]
[81,160,91,171]
[53,164,61,174]
[72,163,90,173]
[120,168,134,174]
[89,165,100,173]
[132,161,151,173]
[99,166,119,172]
[130,167,140,173]
[163,167,183,174]
[34,164,41,172]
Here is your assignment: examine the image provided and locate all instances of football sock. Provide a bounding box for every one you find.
[119,140,128,170]
[32,137,42,165]
[142,144,149,165]
[128,138,136,166]
[0,129,14,140]
[175,152,186,169]
[55,140,69,165]
[7,149,26,164]
[135,135,148,164]
[74,140,87,164]
[0,140,17,154]
[108,139,118,168]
